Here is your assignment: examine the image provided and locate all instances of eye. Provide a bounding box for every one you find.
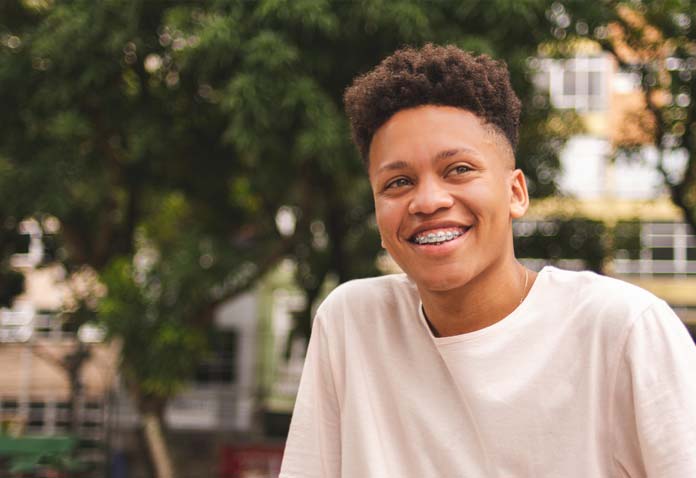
[385,177,412,189]
[447,164,471,176]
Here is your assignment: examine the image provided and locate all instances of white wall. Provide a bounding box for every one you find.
[557,136,687,200]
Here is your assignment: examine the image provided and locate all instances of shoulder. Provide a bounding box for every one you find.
[540,266,661,313]
[316,273,419,318]
[536,266,666,334]
[313,274,422,339]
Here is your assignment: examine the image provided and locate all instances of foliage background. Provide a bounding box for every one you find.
[0,0,577,410]
[1,0,695,476]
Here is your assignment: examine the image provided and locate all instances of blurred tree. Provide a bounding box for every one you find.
[185,0,581,348]
[0,2,286,475]
[553,0,696,233]
[0,215,25,307]
[514,218,607,272]
[0,1,581,476]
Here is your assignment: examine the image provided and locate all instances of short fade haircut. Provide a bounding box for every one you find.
[343,43,522,164]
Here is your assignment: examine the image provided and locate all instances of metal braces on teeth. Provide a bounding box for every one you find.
[414,230,462,245]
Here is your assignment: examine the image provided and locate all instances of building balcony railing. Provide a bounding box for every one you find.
[613,258,696,276]
[0,308,104,343]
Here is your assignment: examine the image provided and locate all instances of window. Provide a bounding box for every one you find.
[589,71,602,97]
[535,56,611,112]
[27,401,46,432]
[15,233,31,255]
[652,247,674,261]
[688,247,696,261]
[644,222,694,275]
[194,330,238,385]
[563,69,576,96]
[55,401,70,432]
[614,222,696,275]
[688,235,696,261]
[0,399,18,413]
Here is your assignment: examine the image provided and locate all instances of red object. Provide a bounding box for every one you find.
[220,443,284,478]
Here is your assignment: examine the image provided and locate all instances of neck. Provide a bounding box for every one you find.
[419,258,535,337]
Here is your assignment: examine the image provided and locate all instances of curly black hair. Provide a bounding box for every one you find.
[344,44,522,164]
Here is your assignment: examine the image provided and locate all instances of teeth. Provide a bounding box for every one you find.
[413,228,464,245]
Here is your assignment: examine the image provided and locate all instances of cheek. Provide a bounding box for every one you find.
[374,200,406,243]
[460,182,510,216]
[375,200,399,226]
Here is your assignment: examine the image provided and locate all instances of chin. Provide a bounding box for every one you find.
[408,270,470,293]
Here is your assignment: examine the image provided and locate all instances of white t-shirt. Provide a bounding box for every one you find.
[280,267,696,478]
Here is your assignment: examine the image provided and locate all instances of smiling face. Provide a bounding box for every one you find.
[368,105,529,293]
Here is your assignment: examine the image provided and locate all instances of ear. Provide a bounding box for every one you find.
[509,169,529,219]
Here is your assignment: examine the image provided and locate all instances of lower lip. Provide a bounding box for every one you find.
[409,228,471,255]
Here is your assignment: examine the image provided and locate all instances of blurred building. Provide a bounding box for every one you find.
[258,46,696,443]
[3,43,694,478]
[255,260,313,430]
[523,44,696,330]
[0,219,117,472]
[105,289,261,478]
[0,221,265,477]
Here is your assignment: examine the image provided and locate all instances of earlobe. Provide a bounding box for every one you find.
[510,169,529,219]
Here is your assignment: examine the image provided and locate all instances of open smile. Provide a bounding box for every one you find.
[409,226,471,246]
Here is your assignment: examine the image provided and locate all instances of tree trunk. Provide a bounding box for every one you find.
[65,341,90,436]
[142,412,175,478]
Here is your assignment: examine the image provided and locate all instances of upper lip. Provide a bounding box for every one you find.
[405,221,472,241]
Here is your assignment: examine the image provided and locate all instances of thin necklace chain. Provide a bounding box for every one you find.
[421,267,531,337]
[519,267,529,305]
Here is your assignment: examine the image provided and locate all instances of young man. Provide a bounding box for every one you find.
[279,44,696,477]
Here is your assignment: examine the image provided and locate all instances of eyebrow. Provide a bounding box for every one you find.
[376,148,481,174]
[376,160,409,173]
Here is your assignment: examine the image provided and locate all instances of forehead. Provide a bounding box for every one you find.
[367,105,513,174]
[368,105,515,175]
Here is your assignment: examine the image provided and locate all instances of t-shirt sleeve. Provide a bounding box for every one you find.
[612,299,696,477]
[279,309,341,478]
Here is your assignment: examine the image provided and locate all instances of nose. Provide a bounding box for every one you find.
[407,178,454,215]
